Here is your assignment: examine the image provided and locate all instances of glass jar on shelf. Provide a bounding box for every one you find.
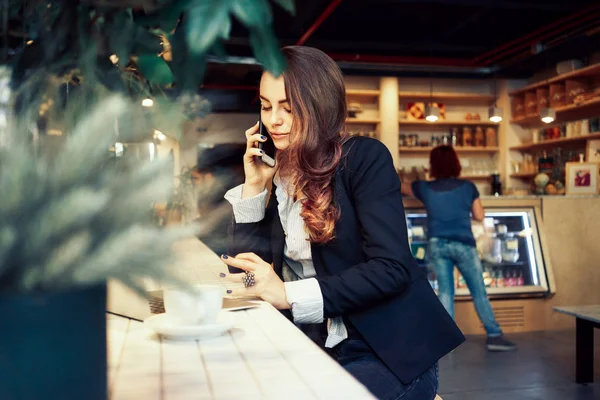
[474,126,485,147]
[501,233,520,263]
[485,127,497,147]
[450,128,459,147]
[462,127,473,147]
[399,134,406,146]
[407,134,419,147]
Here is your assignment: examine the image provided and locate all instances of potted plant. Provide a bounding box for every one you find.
[0,87,201,399]
[0,1,294,397]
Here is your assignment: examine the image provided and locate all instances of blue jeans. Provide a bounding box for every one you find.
[333,339,438,400]
[428,238,503,337]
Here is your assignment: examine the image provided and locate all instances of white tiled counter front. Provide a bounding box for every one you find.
[107,238,375,399]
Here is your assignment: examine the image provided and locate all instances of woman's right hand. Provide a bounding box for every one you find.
[242,122,277,198]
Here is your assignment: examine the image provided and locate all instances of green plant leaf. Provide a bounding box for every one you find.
[231,0,272,28]
[96,60,127,93]
[272,0,295,14]
[35,231,92,289]
[0,91,202,293]
[169,28,207,90]
[185,1,231,55]
[134,0,193,31]
[43,5,75,63]
[136,55,175,85]
[133,26,164,54]
[209,40,228,58]
[0,227,17,278]
[108,11,135,65]
[219,13,232,41]
[249,29,286,77]
[10,43,45,86]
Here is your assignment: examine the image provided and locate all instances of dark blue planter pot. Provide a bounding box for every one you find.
[0,284,107,400]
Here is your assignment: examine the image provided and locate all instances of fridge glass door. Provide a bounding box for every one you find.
[406,207,549,297]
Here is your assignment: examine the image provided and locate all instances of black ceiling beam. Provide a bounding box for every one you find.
[288,0,333,36]
[302,39,487,54]
[444,7,490,40]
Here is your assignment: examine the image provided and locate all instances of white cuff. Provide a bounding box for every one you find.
[223,184,268,223]
[284,278,324,324]
[325,317,349,348]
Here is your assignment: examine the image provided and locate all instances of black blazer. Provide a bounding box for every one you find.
[227,136,465,383]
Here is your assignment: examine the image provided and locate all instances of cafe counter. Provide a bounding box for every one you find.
[402,195,600,334]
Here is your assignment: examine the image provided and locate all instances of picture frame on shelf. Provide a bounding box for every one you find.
[565,161,599,195]
[586,139,600,163]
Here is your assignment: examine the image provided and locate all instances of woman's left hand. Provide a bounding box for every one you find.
[220,253,291,310]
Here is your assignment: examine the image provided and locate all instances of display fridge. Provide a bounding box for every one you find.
[406,206,553,299]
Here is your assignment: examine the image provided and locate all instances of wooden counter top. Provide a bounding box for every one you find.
[106,238,375,400]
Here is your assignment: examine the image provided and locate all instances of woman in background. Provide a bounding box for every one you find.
[401,145,516,352]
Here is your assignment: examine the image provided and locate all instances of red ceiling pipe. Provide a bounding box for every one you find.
[473,3,600,65]
[208,3,600,92]
[328,52,477,67]
[296,0,343,46]
[480,10,600,66]
[329,5,600,69]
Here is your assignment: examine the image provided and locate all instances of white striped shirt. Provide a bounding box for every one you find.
[224,175,348,348]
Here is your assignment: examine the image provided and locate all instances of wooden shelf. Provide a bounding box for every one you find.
[346,118,380,124]
[510,132,600,152]
[509,63,600,96]
[400,120,499,127]
[554,96,600,121]
[510,114,542,125]
[510,172,538,179]
[510,96,600,126]
[399,146,499,153]
[399,92,495,102]
[346,89,380,98]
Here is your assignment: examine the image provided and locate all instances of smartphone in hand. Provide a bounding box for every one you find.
[258,118,276,167]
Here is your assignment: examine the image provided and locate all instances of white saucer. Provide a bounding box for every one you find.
[144,312,235,341]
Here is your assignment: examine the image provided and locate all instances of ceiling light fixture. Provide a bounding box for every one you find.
[425,79,439,122]
[488,106,503,123]
[540,108,556,124]
[488,79,503,123]
[425,104,440,122]
[539,48,555,124]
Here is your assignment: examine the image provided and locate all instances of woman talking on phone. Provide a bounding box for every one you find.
[220,46,464,400]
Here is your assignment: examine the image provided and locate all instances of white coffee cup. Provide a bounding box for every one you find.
[163,284,224,325]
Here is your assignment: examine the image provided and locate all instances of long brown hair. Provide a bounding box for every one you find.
[276,46,348,244]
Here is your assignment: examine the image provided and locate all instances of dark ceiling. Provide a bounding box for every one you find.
[201,0,600,112]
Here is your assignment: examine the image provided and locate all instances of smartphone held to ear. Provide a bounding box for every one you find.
[258,119,276,167]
